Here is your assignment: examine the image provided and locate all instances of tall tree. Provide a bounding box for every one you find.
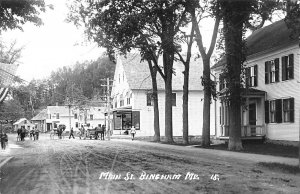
[0,39,24,64]
[285,0,300,169]
[175,24,195,144]
[189,0,220,147]
[67,0,190,143]
[218,0,280,150]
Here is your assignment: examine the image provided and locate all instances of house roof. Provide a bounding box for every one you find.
[13,118,29,125]
[47,106,70,116]
[211,20,298,69]
[119,54,203,91]
[31,109,47,121]
[219,88,266,97]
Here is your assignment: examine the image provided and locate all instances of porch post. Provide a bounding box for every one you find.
[245,97,250,137]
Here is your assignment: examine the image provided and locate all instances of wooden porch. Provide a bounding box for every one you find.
[219,125,266,140]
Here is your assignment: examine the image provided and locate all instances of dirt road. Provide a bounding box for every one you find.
[0,134,299,194]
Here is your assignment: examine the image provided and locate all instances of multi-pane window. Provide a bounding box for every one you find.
[74,113,78,119]
[269,100,276,123]
[265,58,279,84]
[245,65,258,87]
[282,54,294,81]
[120,99,124,107]
[127,97,131,105]
[146,92,153,106]
[265,98,294,123]
[90,115,94,120]
[283,98,294,122]
[56,113,60,119]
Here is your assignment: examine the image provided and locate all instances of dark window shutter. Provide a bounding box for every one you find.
[245,67,250,86]
[132,111,140,130]
[265,62,269,84]
[275,99,282,123]
[254,65,258,86]
[265,100,269,123]
[289,54,294,79]
[275,58,279,82]
[290,98,294,122]
[282,56,287,81]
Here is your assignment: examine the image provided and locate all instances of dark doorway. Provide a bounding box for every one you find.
[249,103,256,136]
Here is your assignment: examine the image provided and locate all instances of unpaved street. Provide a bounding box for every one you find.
[0,134,299,194]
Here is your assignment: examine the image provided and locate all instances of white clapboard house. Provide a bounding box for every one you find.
[212,20,299,143]
[110,53,216,137]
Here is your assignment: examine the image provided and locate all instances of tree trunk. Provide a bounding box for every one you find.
[164,53,174,143]
[202,57,211,147]
[165,70,173,143]
[148,61,160,142]
[222,2,245,151]
[182,64,189,144]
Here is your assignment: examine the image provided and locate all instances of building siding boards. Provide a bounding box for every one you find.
[247,44,299,141]
[213,44,299,141]
[112,53,216,137]
[132,89,214,137]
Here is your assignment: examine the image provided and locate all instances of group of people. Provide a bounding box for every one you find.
[29,127,40,140]
[95,124,106,140]
[17,126,27,141]
[0,131,8,150]
[72,124,107,140]
[17,126,40,141]
[68,124,137,140]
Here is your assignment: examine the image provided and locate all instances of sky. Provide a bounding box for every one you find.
[1,0,105,82]
[1,1,283,83]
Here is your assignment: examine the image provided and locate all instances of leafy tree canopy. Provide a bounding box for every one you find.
[0,0,47,31]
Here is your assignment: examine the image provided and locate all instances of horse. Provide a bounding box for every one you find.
[57,125,66,139]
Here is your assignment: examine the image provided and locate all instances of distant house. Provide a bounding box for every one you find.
[212,20,299,143]
[31,109,47,132]
[31,105,106,132]
[13,118,34,131]
[109,54,216,137]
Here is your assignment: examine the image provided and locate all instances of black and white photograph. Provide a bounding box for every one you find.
[0,0,300,193]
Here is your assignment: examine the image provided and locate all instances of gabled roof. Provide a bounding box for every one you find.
[47,106,70,116]
[31,109,47,121]
[13,118,30,125]
[119,54,203,91]
[212,20,298,69]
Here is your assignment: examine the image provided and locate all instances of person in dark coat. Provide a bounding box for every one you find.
[17,128,21,141]
[69,127,75,139]
[21,126,26,141]
[34,127,40,140]
[100,125,105,140]
[95,124,101,140]
[30,127,35,140]
[0,131,8,150]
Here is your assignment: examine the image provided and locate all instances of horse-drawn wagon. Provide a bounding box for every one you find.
[50,124,66,139]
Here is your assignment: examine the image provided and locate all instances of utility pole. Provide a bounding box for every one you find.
[68,104,72,131]
[101,77,113,140]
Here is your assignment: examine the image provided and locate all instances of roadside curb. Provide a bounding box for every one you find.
[0,157,13,168]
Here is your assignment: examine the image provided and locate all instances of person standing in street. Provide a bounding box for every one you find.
[101,125,106,140]
[34,127,40,140]
[130,126,136,141]
[21,126,26,141]
[69,127,75,139]
[0,131,8,150]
